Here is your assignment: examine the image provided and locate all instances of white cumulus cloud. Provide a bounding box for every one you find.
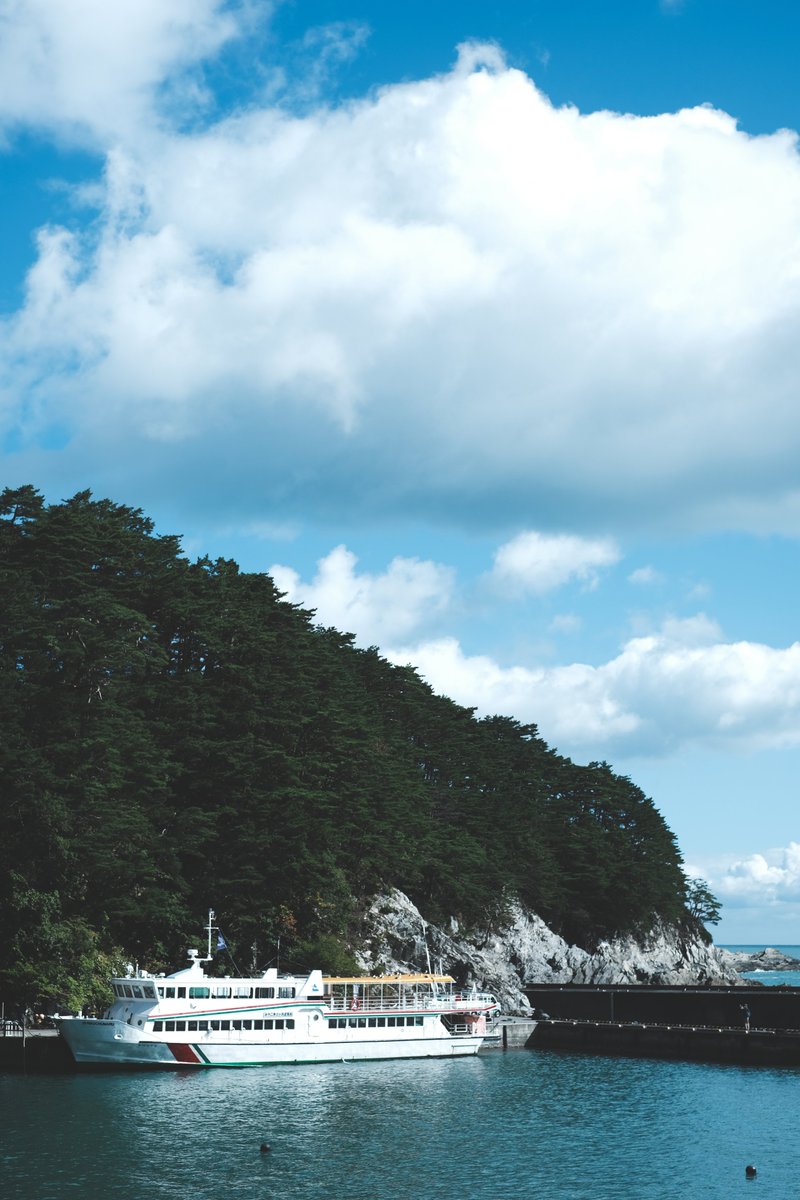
[5,45,800,531]
[0,0,245,144]
[270,545,455,647]
[491,531,620,594]
[386,616,800,757]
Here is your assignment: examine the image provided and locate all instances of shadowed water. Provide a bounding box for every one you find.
[1,1050,797,1199]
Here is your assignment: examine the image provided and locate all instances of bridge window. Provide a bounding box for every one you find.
[189,987,210,999]
[255,987,274,999]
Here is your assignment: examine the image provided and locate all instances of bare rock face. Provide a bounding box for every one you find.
[357,889,741,1014]
[718,946,800,974]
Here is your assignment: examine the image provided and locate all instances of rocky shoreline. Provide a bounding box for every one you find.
[717,946,800,974]
[357,890,743,1014]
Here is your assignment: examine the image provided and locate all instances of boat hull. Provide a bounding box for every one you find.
[56,1017,485,1068]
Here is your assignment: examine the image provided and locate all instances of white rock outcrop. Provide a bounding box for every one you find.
[357,889,741,1014]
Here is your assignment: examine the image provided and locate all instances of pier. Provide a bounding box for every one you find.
[519,985,800,1065]
[0,1022,74,1072]
[524,983,800,1030]
[529,1018,800,1065]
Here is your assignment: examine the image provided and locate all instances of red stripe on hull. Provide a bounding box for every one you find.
[168,1042,202,1064]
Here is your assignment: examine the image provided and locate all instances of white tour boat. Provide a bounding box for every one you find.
[56,913,500,1068]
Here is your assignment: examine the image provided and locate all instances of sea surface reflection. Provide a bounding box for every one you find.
[2,1050,797,1199]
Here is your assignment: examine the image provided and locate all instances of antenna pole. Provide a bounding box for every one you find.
[204,909,216,962]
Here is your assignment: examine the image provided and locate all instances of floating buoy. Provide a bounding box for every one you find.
[260,1143,271,1153]
[745,1164,757,1178]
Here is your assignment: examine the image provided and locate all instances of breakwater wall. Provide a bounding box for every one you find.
[530,1018,800,1066]
[0,1030,74,1073]
[525,984,800,1030]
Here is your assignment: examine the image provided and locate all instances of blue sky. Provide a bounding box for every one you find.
[2,0,800,941]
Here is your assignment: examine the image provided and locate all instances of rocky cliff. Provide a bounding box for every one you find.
[356,890,741,1013]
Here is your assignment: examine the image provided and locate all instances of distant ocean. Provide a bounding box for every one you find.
[720,944,800,988]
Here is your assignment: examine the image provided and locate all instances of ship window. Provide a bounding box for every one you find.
[348,1019,357,1028]
[231,1020,242,1031]
[156,986,164,998]
[357,1018,366,1028]
[278,987,295,999]
[416,1017,423,1026]
[123,985,133,998]
[187,1021,198,1032]
[286,1019,295,1030]
[153,1021,163,1032]
[234,986,252,998]
[368,1018,377,1027]
[253,1020,263,1031]
[264,1020,274,1031]
[255,987,274,999]
[189,987,209,999]
[198,1021,208,1031]
[220,1021,230,1031]
[387,1017,396,1027]
[212,986,231,999]
[377,1018,386,1027]
[143,985,156,998]
[241,1020,251,1030]
[210,1020,220,1031]
[274,1020,284,1031]
[164,987,175,999]
[164,1021,175,1031]
[132,986,143,998]
[175,1021,186,1032]
[176,988,186,999]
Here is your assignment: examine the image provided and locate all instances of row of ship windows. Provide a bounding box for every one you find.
[113,984,296,1001]
[329,1017,425,1029]
[152,1018,296,1032]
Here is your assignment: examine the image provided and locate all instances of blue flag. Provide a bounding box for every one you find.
[217,934,227,950]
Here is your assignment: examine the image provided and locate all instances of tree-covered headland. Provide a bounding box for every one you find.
[1,486,701,1011]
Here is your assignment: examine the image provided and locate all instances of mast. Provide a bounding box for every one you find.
[202,909,216,963]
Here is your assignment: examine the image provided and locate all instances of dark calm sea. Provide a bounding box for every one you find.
[2,1047,799,1200]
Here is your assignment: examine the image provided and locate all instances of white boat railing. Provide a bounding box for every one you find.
[327,991,497,1014]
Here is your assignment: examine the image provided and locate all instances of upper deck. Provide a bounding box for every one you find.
[107,962,497,1015]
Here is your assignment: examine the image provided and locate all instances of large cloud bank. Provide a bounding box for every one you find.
[273,542,800,759]
[3,13,800,531]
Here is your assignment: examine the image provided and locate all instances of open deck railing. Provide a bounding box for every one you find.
[327,991,496,1014]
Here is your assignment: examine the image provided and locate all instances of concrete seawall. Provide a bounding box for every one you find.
[530,1018,800,1066]
[0,1031,74,1072]
[525,984,800,1030]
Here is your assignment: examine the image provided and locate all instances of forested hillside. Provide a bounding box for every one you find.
[1,486,691,1009]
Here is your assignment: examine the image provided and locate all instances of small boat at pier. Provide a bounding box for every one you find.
[55,913,500,1068]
